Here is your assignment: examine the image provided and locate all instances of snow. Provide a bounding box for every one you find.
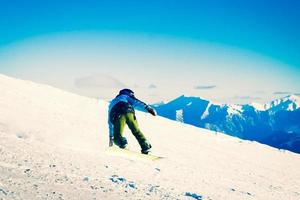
[250,102,266,111]
[1,74,300,200]
[264,95,300,111]
[200,102,211,120]
[176,109,184,122]
[186,102,193,106]
[284,95,300,110]
[227,104,243,115]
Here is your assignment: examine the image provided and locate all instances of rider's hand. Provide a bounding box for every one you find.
[109,137,114,147]
[146,106,157,116]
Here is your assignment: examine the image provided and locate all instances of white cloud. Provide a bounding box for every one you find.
[148,84,157,89]
[233,95,262,100]
[194,85,216,90]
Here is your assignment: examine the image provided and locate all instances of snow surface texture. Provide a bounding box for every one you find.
[0,74,300,200]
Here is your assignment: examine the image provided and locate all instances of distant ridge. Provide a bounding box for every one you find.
[153,94,300,153]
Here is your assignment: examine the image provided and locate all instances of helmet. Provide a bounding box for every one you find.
[119,88,135,97]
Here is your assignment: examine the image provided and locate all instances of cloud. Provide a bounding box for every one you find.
[194,85,216,90]
[233,96,262,100]
[74,74,126,89]
[273,91,291,95]
[148,84,157,89]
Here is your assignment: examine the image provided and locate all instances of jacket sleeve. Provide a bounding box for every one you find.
[128,97,149,111]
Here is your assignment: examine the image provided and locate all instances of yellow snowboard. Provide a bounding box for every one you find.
[105,146,163,162]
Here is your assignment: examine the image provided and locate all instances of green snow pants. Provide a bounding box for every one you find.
[113,112,147,147]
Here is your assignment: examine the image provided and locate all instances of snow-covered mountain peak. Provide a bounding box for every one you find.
[249,102,266,111]
[157,94,300,113]
[265,94,300,111]
[154,93,300,154]
[166,95,209,108]
[225,104,243,115]
[176,94,206,101]
[283,94,300,104]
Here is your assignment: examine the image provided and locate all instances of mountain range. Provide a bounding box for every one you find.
[153,95,300,153]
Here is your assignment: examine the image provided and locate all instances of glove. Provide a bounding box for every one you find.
[146,106,157,116]
[109,137,114,147]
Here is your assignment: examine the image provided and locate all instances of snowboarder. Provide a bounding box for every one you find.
[108,89,157,154]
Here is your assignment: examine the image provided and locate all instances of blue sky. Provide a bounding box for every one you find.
[0,0,299,103]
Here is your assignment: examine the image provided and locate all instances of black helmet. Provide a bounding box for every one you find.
[119,88,135,97]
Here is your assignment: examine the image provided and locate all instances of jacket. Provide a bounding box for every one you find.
[108,94,149,137]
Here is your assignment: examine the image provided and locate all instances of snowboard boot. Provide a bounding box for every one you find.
[114,136,128,149]
[140,141,152,154]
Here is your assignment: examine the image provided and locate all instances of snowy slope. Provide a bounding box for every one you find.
[0,74,300,200]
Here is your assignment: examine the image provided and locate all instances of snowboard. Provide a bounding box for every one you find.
[105,146,163,162]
